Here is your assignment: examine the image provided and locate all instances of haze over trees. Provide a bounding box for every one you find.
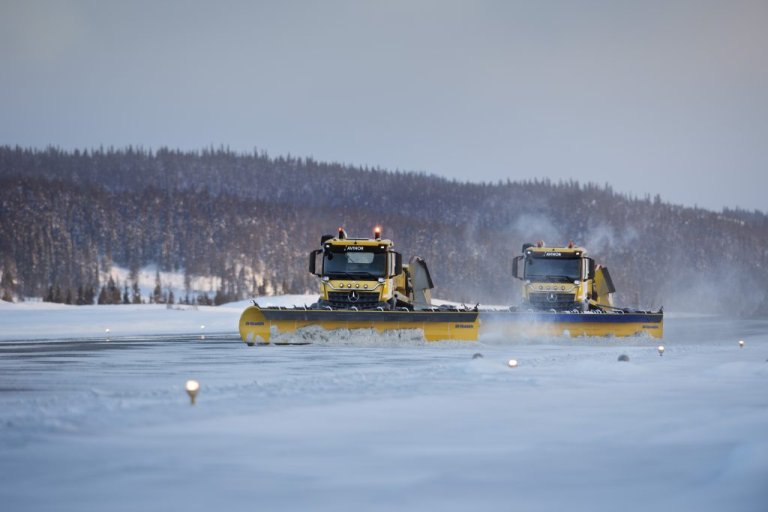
[1,146,766,315]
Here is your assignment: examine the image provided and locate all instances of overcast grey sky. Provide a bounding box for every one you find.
[1,0,766,212]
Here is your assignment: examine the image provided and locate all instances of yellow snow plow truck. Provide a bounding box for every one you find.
[239,227,479,344]
[310,226,435,311]
[479,240,664,338]
[513,240,617,312]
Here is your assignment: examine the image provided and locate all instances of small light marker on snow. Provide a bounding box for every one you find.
[739,340,745,348]
[657,345,665,356]
[507,359,518,368]
[185,380,200,405]
[200,324,206,340]
[105,328,110,334]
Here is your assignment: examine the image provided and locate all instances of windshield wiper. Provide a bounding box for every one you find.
[324,271,381,279]
[344,271,382,279]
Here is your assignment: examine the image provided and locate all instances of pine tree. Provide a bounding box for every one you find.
[97,285,108,305]
[99,276,120,305]
[110,277,121,304]
[132,281,142,304]
[53,285,63,303]
[0,269,15,302]
[214,287,225,306]
[153,270,162,304]
[84,284,96,305]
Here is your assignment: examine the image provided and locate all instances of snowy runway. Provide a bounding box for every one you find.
[0,305,766,511]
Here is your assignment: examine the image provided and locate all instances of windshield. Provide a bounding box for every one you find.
[524,257,581,282]
[323,251,387,278]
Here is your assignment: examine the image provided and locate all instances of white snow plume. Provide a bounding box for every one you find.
[662,264,766,316]
[478,324,659,347]
[248,294,320,308]
[583,222,639,254]
[444,212,563,306]
[511,214,564,246]
[269,325,429,347]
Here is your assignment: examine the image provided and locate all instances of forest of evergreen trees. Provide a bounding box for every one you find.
[1,145,766,315]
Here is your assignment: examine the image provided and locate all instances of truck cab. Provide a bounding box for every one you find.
[309,227,433,310]
[512,241,615,312]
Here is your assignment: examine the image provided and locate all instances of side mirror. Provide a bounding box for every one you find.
[309,249,322,276]
[393,252,403,277]
[512,256,524,280]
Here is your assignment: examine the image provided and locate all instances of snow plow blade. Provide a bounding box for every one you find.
[239,305,480,344]
[479,310,664,338]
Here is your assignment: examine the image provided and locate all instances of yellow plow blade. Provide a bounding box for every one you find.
[239,305,479,344]
[479,311,664,338]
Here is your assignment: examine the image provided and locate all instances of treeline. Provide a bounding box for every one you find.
[1,145,766,315]
[40,273,223,307]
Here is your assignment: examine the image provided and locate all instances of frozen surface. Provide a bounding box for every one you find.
[0,295,318,341]
[1,300,767,512]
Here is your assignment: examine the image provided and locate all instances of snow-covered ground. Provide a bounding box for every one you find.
[0,294,318,341]
[0,298,766,511]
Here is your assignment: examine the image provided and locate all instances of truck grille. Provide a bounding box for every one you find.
[528,292,577,310]
[327,291,382,309]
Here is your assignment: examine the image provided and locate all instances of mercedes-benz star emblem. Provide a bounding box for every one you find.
[349,291,359,302]
[547,292,557,302]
